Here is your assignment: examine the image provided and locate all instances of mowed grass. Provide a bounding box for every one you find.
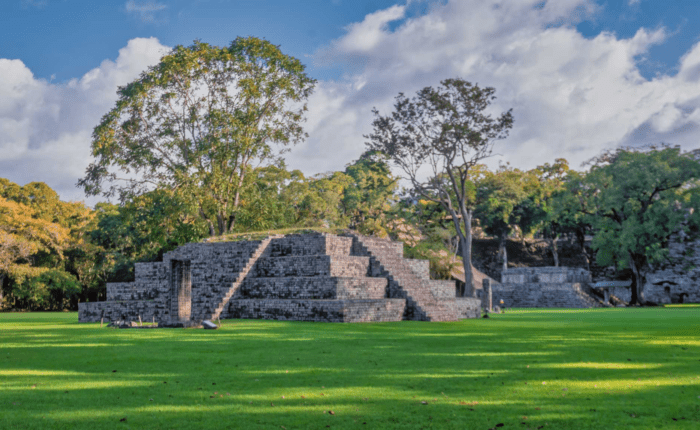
[1,309,699,429]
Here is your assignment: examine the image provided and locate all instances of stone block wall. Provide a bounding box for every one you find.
[454,298,482,319]
[228,298,406,322]
[502,267,591,284]
[404,259,430,279]
[78,300,169,323]
[238,277,387,300]
[645,233,700,303]
[491,266,602,308]
[251,255,370,278]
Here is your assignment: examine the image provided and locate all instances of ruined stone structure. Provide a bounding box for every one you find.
[644,232,700,304]
[78,233,481,324]
[490,267,604,308]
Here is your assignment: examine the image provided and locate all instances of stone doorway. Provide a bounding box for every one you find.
[171,260,192,322]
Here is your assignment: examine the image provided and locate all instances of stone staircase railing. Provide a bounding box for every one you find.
[348,234,459,321]
[207,235,280,321]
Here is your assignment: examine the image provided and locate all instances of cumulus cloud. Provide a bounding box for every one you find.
[286,0,700,177]
[125,0,167,23]
[0,37,169,204]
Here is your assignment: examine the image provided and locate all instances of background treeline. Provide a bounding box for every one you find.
[2,145,699,310]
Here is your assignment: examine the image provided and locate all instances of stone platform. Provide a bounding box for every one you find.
[491,267,603,308]
[79,233,480,324]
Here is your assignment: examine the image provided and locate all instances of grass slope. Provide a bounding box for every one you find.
[1,309,699,429]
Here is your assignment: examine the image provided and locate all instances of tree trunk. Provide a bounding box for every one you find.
[628,253,646,305]
[499,233,508,273]
[0,274,4,309]
[216,213,226,236]
[461,211,475,297]
[575,230,591,272]
[227,213,236,233]
[550,236,559,267]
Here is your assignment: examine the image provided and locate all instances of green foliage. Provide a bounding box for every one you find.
[87,192,208,284]
[342,150,398,232]
[403,238,457,280]
[79,37,316,235]
[475,164,526,239]
[584,146,700,303]
[11,269,80,311]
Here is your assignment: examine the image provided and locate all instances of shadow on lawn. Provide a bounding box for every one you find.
[0,310,699,429]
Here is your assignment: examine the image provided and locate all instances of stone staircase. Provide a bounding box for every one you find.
[227,234,407,322]
[206,235,281,321]
[346,234,463,321]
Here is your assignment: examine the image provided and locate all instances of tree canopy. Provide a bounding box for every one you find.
[366,78,514,295]
[584,146,700,304]
[79,37,316,235]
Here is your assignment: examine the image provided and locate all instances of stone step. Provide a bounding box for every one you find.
[269,234,353,257]
[238,276,387,300]
[252,255,370,278]
[349,233,463,321]
[228,298,406,322]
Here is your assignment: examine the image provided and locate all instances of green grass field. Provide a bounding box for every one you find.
[1,309,699,429]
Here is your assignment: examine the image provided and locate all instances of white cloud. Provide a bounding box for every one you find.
[336,5,406,53]
[125,0,167,23]
[286,0,700,177]
[0,37,169,204]
[21,0,48,9]
[628,0,641,6]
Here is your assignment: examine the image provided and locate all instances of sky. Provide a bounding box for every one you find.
[2,0,700,205]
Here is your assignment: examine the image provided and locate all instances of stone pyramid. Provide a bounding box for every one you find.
[78,233,481,324]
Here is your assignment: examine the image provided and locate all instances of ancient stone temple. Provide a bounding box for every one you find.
[78,233,481,324]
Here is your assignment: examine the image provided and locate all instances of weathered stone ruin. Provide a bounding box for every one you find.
[644,232,700,304]
[489,267,604,308]
[78,233,481,325]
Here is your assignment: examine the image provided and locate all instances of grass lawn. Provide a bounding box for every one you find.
[1,309,699,429]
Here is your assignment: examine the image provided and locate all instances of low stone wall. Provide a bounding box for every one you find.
[502,267,591,284]
[492,282,601,308]
[228,298,406,322]
[78,300,169,323]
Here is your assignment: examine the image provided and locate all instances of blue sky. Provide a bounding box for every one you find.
[2,0,700,204]
[5,0,698,82]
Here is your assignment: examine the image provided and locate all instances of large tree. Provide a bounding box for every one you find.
[514,159,570,266]
[366,78,513,296]
[79,37,316,235]
[584,146,700,305]
[475,164,527,273]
